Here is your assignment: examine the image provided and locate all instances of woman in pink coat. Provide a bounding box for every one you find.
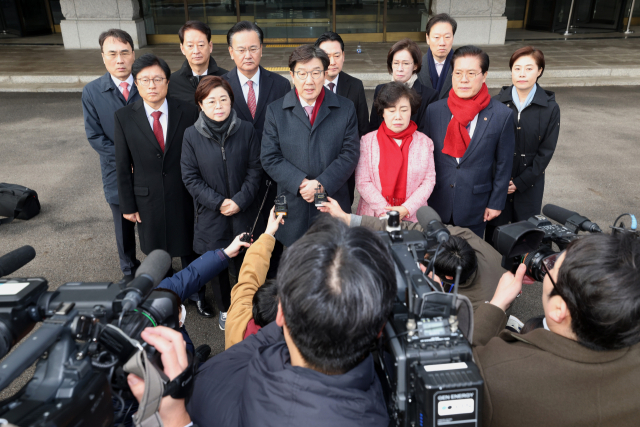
[356,82,435,222]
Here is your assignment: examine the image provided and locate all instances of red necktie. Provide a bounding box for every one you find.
[151,111,165,152]
[119,81,130,101]
[247,80,257,119]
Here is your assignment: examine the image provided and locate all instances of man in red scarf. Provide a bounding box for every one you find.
[421,46,515,238]
[261,45,360,247]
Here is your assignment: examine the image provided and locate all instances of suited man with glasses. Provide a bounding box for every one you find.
[261,45,359,247]
[422,46,514,238]
[115,53,199,272]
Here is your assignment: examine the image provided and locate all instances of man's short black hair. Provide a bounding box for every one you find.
[426,13,457,35]
[252,279,278,327]
[288,44,330,72]
[277,215,397,375]
[433,235,478,284]
[554,232,640,351]
[314,32,345,52]
[99,28,134,52]
[132,53,171,80]
[227,20,264,46]
[179,20,211,44]
[451,45,490,74]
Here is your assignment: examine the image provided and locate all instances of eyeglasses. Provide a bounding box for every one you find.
[136,77,167,86]
[104,51,132,59]
[231,46,261,55]
[294,70,325,80]
[540,250,565,294]
[452,71,483,80]
[392,61,414,69]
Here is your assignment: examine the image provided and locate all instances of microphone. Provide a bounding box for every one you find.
[416,206,450,244]
[542,204,602,233]
[121,249,172,312]
[0,245,36,277]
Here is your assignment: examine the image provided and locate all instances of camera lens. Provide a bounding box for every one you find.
[523,247,558,282]
[388,211,400,228]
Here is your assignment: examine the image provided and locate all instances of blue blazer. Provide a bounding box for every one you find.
[222,66,291,142]
[422,98,515,226]
[82,72,140,204]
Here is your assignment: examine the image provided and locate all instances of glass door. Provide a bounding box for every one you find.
[254,0,332,44]
[572,0,626,31]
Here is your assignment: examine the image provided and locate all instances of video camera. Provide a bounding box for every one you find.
[0,247,190,426]
[377,210,484,427]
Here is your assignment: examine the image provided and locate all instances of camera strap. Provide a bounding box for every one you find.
[124,350,166,427]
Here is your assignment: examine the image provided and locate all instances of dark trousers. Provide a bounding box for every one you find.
[447,218,486,239]
[109,203,139,276]
[211,253,245,312]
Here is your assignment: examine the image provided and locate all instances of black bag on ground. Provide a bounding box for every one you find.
[0,183,41,225]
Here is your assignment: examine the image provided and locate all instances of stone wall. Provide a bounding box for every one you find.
[430,0,507,45]
[60,0,147,49]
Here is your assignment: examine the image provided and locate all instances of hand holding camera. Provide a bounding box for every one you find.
[224,233,253,258]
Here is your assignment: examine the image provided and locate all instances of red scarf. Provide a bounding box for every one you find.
[243,318,262,339]
[377,120,418,206]
[443,83,490,158]
[295,86,325,126]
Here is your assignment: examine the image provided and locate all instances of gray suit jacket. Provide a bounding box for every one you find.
[261,88,360,246]
[417,52,453,100]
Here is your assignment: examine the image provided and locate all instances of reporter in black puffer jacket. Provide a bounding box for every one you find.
[181,76,263,326]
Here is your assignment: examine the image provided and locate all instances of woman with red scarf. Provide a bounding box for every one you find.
[355,82,436,222]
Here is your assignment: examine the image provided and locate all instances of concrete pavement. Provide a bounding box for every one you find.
[1,37,640,91]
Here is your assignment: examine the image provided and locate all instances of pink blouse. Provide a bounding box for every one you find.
[355,129,436,222]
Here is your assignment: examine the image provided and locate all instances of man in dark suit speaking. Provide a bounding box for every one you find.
[261,45,360,247]
[115,54,199,268]
[422,46,515,237]
[315,31,369,206]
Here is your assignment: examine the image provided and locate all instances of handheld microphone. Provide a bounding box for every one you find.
[121,250,172,312]
[416,206,450,244]
[542,204,602,233]
[0,245,36,277]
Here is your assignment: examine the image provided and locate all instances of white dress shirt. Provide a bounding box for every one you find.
[299,97,316,109]
[111,73,134,94]
[237,67,260,103]
[324,73,340,93]
[434,59,445,77]
[452,113,479,163]
[192,69,208,77]
[144,99,169,143]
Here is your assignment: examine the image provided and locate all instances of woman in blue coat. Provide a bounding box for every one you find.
[181,76,263,329]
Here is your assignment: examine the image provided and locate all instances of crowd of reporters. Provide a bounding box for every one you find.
[76,12,640,427]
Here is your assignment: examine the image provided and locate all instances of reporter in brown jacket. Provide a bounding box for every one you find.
[474,231,640,427]
[225,207,284,349]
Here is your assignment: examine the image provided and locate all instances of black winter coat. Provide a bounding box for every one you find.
[181,110,263,254]
[187,322,389,427]
[367,78,438,133]
[168,56,228,107]
[115,98,199,257]
[491,84,561,225]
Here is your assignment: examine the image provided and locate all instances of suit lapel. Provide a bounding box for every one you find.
[164,99,182,154]
[459,103,493,165]
[254,67,273,120]
[227,68,253,122]
[131,100,164,153]
[312,88,338,131]
[336,72,349,97]
[439,102,458,166]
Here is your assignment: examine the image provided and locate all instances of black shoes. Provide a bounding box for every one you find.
[195,344,212,362]
[121,274,135,285]
[194,300,215,318]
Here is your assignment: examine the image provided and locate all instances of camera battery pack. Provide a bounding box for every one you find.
[275,195,288,217]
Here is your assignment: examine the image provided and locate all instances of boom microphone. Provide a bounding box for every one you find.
[542,204,602,233]
[0,245,36,277]
[121,249,172,312]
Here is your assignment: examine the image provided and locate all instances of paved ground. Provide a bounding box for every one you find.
[2,36,640,91]
[1,86,639,399]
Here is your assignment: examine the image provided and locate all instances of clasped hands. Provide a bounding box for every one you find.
[299,178,323,203]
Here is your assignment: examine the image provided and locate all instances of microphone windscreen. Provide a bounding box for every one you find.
[0,245,36,277]
[416,206,443,229]
[135,249,171,287]
[542,204,577,225]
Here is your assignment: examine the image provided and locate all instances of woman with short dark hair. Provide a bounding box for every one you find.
[181,75,263,329]
[368,38,439,132]
[356,82,435,222]
[486,46,561,245]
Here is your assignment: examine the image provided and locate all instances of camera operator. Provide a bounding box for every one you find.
[474,232,640,426]
[319,196,503,310]
[225,207,284,349]
[129,215,396,426]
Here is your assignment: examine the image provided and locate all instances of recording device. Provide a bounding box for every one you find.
[0,248,193,426]
[492,204,605,281]
[274,194,288,217]
[240,181,272,248]
[313,184,327,207]
[377,208,483,427]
